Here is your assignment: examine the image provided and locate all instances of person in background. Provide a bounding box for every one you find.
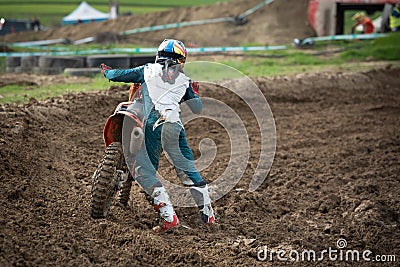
[30,17,41,31]
[351,12,374,34]
[390,4,400,32]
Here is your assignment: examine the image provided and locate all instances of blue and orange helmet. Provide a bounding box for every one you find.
[156,39,187,64]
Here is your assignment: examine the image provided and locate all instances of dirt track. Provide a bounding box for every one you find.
[1,67,400,266]
[2,0,313,46]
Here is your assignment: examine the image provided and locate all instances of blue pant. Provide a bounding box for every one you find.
[134,109,203,194]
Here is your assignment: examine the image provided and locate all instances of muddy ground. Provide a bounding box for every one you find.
[1,67,399,266]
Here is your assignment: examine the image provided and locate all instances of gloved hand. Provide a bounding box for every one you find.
[100,63,112,75]
[191,81,199,95]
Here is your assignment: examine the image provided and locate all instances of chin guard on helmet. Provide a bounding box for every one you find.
[161,59,182,84]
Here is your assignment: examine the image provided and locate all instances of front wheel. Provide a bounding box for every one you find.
[117,172,133,206]
[90,142,125,218]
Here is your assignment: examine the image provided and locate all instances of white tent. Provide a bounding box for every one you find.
[62,1,109,25]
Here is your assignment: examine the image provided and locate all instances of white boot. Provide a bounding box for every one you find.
[152,186,179,231]
[190,184,216,224]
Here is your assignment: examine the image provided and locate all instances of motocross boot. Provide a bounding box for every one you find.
[152,186,179,231]
[190,182,216,224]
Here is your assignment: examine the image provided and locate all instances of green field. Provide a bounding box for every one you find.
[1,33,400,104]
[0,76,110,104]
[223,34,400,76]
[0,0,235,27]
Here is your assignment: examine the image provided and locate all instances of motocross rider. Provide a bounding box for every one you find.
[101,39,216,232]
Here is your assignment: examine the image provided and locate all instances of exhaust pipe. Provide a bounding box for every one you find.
[129,127,144,155]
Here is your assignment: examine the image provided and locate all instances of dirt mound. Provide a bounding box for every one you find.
[1,67,399,266]
[0,73,91,88]
[3,0,314,46]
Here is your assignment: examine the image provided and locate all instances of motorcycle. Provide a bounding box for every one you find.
[90,83,144,219]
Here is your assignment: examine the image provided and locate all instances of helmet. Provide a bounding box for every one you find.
[155,39,187,64]
[352,12,365,21]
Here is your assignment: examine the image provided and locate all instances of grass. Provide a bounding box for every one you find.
[0,75,110,104]
[221,55,334,77]
[219,33,400,76]
[341,33,400,60]
[0,0,232,6]
[0,0,235,27]
[0,4,170,26]
[1,34,400,104]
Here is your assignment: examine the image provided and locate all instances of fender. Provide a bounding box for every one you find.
[103,101,144,147]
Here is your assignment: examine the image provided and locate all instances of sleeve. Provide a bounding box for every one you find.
[104,65,145,83]
[181,82,202,114]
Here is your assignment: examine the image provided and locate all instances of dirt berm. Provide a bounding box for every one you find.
[1,66,399,266]
[2,0,314,46]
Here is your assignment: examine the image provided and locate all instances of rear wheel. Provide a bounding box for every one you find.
[90,142,125,218]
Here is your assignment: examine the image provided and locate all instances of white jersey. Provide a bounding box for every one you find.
[144,63,190,123]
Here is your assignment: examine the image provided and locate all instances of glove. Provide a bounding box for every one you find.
[100,63,112,75]
[191,81,199,95]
